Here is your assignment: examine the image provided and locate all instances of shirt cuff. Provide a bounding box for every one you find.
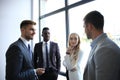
[34,69,39,80]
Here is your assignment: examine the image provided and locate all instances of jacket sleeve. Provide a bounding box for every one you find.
[63,54,75,70]
[33,44,38,68]
[56,43,61,72]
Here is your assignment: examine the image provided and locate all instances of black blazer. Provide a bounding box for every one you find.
[6,39,36,80]
[34,41,61,72]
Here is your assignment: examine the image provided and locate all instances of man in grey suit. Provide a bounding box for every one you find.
[83,10,120,80]
[6,20,45,80]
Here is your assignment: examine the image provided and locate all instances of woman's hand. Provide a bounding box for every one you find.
[66,47,74,55]
[70,67,77,72]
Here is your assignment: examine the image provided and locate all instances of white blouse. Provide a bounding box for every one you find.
[63,50,83,80]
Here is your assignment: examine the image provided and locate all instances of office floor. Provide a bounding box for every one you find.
[58,75,66,80]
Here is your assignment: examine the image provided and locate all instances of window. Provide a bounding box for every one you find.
[33,0,120,80]
[68,0,82,5]
[40,0,65,15]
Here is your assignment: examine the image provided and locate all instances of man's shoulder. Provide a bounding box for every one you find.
[35,42,43,46]
[6,39,23,53]
[9,39,22,46]
[50,41,58,44]
[98,38,120,52]
[102,38,118,47]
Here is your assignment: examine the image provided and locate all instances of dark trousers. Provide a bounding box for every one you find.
[39,68,58,80]
[66,70,69,80]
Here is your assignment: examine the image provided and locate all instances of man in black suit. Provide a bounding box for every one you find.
[34,27,61,80]
[6,20,45,80]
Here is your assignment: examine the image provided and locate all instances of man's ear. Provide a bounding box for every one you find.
[87,23,94,31]
[21,28,24,32]
[86,23,91,30]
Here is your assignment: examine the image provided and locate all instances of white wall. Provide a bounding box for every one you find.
[0,0,32,80]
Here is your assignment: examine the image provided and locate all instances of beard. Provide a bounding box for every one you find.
[25,35,33,41]
[87,35,91,39]
[86,32,91,39]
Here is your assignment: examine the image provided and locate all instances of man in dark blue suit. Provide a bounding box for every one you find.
[6,20,45,80]
[34,27,61,80]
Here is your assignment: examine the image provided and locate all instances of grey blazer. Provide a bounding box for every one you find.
[6,38,36,80]
[83,34,120,80]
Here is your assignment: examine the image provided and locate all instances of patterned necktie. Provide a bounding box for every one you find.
[45,42,49,68]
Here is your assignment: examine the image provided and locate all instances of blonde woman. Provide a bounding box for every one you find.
[63,33,83,80]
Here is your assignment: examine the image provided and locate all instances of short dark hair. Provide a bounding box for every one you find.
[83,10,104,30]
[20,20,36,29]
[42,27,49,33]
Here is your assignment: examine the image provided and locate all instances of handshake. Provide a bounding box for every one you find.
[36,68,45,75]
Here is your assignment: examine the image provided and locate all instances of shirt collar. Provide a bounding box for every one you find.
[91,33,107,49]
[43,40,50,45]
[20,37,31,48]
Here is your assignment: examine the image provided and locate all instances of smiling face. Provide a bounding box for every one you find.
[21,24,36,41]
[42,29,50,42]
[69,33,80,48]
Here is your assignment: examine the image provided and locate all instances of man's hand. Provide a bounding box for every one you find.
[36,68,45,75]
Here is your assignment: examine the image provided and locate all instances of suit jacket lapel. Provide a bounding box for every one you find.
[83,43,98,79]
[84,45,97,71]
[49,42,53,59]
[88,36,106,61]
[40,42,44,63]
[88,45,97,62]
[18,39,33,66]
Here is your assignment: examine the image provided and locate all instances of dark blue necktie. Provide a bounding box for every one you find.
[45,42,49,68]
[28,44,32,60]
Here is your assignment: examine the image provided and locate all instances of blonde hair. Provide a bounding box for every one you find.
[68,33,80,64]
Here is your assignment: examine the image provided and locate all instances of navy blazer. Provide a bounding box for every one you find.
[34,41,61,72]
[6,39,36,80]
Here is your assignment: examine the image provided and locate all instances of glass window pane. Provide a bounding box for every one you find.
[41,12,66,74]
[69,0,120,74]
[69,6,91,75]
[40,0,65,15]
[68,0,82,5]
[33,0,39,46]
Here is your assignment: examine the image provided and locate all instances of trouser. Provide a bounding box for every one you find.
[38,68,58,80]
